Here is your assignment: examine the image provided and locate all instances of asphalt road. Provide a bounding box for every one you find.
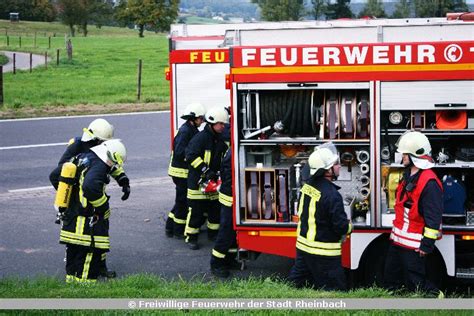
[0,112,293,281]
[1,51,47,73]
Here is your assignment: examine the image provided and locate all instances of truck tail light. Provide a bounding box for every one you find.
[165,67,170,81]
[248,231,259,236]
[461,235,474,241]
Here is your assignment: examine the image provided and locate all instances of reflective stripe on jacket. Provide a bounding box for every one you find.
[168,121,199,179]
[185,125,228,200]
[391,169,442,250]
[58,151,111,250]
[296,177,351,256]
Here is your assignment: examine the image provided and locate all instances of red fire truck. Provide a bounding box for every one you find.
[168,18,474,286]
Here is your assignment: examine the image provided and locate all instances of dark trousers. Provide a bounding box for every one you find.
[210,204,237,268]
[383,243,439,294]
[185,199,220,242]
[65,244,104,282]
[166,177,188,235]
[288,249,347,291]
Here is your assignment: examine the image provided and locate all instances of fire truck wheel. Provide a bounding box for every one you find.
[357,237,390,288]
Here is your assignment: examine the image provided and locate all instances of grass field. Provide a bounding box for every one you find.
[0,20,169,111]
[1,274,469,315]
[0,19,145,37]
[0,51,7,65]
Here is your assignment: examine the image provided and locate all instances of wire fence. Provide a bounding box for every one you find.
[0,34,66,49]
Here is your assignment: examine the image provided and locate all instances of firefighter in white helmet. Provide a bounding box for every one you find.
[184,106,229,250]
[49,118,130,278]
[165,103,206,239]
[52,139,127,283]
[384,131,443,296]
[288,142,352,290]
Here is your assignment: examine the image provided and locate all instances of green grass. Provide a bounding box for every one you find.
[0,52,7,65]
[0,34,169,108]
[0,275,471,315]
[0,19,149,37]
[183,16,226,24]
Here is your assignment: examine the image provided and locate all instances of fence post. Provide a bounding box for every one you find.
[13,53,16,74]
[34,32,37,48]
[45,52,48,70]
[48,36,51,49]
[137,59,142,101]
[56,49,60,66]
[0,66,3,105]
[19,36,21,48]
[6,36,8,46]
[66,39,73,60]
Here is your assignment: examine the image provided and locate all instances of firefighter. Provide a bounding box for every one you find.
[49,118,130,278]
[288,142,352,291]
[50,118,130,202]
[383,131,443,296]
[210,149,239,278]
[185,107,229,250]
[166,103,206,239]
[53,139,127,283]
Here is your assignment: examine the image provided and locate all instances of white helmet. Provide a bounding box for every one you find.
[205,107,229,124]
[308,142,339,175]
[91,139,127,167]
[81,118,114,142]
[396,131,434,169]
[181,103,206,120]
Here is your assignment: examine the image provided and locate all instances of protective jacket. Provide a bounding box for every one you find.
[296,176,352,256]
[50,137,128,189]
[218,149,232,207]
[390,169,443,253]
[58,151,112,251]
[168,121,199,178]
[186,124,227,200]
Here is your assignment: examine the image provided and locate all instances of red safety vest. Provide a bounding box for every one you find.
[390,169,442,250]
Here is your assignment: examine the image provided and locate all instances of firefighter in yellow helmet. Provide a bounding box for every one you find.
[49,118,130,278]
[166,103,206,239]
[288,142,352,290]
[184,107,229,250]
[383,131,443,296]
[52,139,127,283]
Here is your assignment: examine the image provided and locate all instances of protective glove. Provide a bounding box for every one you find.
[117,175,130,201]
[121,185,131,201]
[203,169,218,182]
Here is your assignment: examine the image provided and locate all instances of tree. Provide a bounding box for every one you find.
[115,0,179,37]
[311,0,327,20]
[0,0,56,21]
[392,0,412,18]
[58,0,115,37]
[359,0,386,18]
[326,0,353,20]
[58,0,84,37]
[251,0,304,21]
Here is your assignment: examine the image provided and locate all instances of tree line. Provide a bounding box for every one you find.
[0,1,470,37]
[0,0,179,37]
[253,0,469,21]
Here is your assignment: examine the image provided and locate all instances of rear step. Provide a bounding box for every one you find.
[456,268,474,279]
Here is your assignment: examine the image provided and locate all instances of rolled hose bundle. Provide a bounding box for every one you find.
[258,90,318,137]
